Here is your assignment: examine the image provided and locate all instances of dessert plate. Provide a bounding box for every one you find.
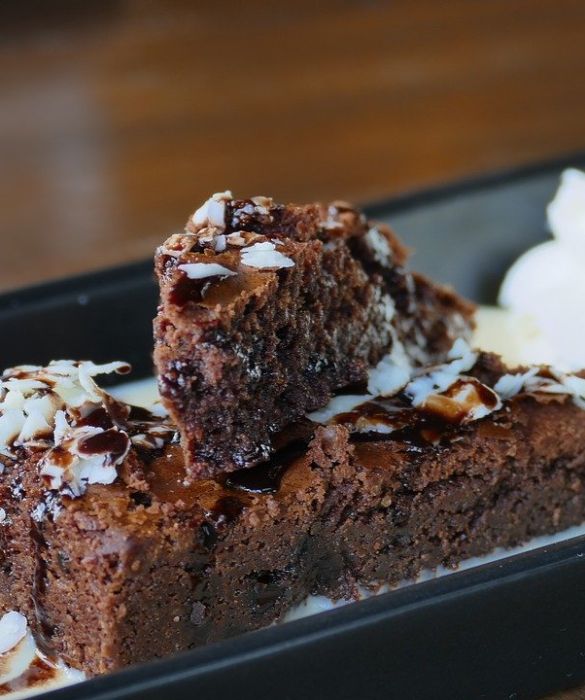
[2,152,585,700]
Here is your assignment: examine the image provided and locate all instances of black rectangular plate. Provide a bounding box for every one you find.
[3,152,585,700]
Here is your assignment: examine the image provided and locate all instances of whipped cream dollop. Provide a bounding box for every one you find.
[473,307,556,367]
[499,168,585,370]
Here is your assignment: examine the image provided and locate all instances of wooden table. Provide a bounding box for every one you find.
[1,1,585,697]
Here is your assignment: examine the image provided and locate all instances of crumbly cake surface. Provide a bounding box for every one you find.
[154,192,474,478]
[3,352,585,676]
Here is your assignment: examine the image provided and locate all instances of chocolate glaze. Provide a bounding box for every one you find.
[334,376,502,448]
[100,396,131,428]
[421,378,500,424]
[146,445,211,509]
[225,439,309,495]
[146,426,313,553]
[77,429,130,460]
[332,395,444,448]
[77,407,114,431]
[169,267,270,311]
[72,393,171,455]
[189,377,498,502]
[128,405,159,422]
[346,412,450,448]
[334,400,412,433]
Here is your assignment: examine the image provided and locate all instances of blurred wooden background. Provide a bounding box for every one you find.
[2,2,585,697]
[1,0,585,293]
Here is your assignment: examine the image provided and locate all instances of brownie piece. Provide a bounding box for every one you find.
[154,192,474,478]
[308,355,585,595]
[3,350,585,678]
[0,361,331,675]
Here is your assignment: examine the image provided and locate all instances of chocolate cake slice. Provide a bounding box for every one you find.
[0,361,332,675]
[154,192,474,478]
[3,348,585,678]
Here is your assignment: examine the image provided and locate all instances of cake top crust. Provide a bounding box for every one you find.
[155,192,410,323]
[3,347,585,524]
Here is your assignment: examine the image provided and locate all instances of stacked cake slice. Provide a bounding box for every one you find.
[153,193,472,478]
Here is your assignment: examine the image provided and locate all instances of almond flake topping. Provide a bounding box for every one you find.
[494,367,585,409]
[310,339,498,432]
[404,338,478,407]
[178,262,236,280]
[240,241,294,270]
[191,191,232,232]
[0,361,175,505]
[310,332,585,436]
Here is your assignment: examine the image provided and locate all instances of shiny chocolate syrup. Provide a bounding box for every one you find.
[76,407,114,431]
[331,393,436,445]
[99,393,174,447]
[333,400,411,432]
[77,430,129,460]
[422,378,500,423]
[146,424,314,546]
[224,439,309,495]
[222,419,315,496]
[334,377,501,448]
[192,438,311,546]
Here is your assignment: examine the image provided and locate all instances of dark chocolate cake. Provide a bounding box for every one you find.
[3,348,585,677]
[153,193,474,478]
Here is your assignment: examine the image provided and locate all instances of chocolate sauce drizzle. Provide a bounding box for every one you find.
[338,399,469,448]
[225,439,309,495]
[77,430,129,460]
[222,383,487,497]
[76,407,113,431]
